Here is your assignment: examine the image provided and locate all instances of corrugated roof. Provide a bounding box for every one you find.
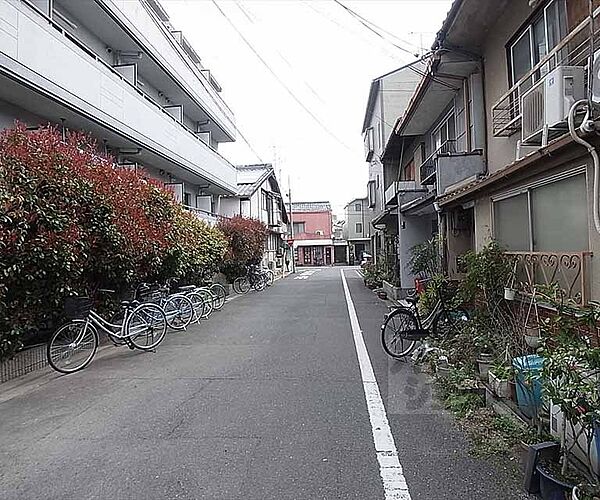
[291,201,331,213]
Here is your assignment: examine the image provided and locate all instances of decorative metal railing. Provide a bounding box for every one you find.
[505,251,592,305]
[492,9,600,137]
[419,140,456,185]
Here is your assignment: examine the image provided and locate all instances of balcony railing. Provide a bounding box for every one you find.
[505,251,592,306]
[492,9,600,138]
[420,140,456,185]
[183,205,221,226]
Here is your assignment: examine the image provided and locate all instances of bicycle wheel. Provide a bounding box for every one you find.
[47,320,99,373]
[432,308,469,339]
[209,283,226,310]
[252,274,266,291]
[234,276,250,294]
[187,291,205,323]
[196,288,214,318]
[107,311,128,346]
[163,294,194,330]
[381,309,418,359]
[126,303,167,350]
[265,270,274,287]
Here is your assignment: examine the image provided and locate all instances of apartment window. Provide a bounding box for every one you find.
[368,181,376,207]
[508,0,567,84]
[432,112,456,151]
[183,192,191,206]
[356,223,363,234]
[355,203,362,212]
[293,222,305,234]
[493,173,588,252]
[403,159,415,181]
[261,191,268,210]
[240,198,251,217]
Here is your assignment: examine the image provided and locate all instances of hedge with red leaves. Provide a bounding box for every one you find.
[217,215,268,280]
[0,124,226,360]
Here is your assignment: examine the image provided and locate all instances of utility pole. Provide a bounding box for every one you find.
[287,176,296,274]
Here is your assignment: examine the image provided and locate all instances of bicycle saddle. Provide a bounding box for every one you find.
[178,285,196,291]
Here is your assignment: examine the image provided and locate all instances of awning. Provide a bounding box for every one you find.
[371,208,398,228]
[294,239,333,247]
[400,192,436,216]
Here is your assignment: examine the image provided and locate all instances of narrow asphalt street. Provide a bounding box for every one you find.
[1,267,527,500]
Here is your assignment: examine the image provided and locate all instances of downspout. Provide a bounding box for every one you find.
[568,2,600,235]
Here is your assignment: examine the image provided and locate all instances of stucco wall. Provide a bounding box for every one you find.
[481,1,533,174]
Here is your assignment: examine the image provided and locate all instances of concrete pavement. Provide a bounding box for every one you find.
[0,267,529,499]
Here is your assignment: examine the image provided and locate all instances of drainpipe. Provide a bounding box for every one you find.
[569,102,600,235]
[567,1,600,235]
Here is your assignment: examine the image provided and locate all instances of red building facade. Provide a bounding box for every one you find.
[290,202,334,266]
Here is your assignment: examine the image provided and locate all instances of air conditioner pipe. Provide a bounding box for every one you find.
[568,99,600,234]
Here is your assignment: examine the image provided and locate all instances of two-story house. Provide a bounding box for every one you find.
[362,63,424,268]
[290,202,334,266]
[431,0,599,304]
[0,0,238,224]
[219,164,290,274]
[343,197,372,265]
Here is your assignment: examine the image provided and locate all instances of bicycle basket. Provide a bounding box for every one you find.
[64,296,93,320]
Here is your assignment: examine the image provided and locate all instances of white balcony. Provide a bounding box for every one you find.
[99,0,236,141]
[0,0,237,192]
[492,8,599,138]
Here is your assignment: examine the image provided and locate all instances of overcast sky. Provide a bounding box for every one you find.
[162,0,452,217]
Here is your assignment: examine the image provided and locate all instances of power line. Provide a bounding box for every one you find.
[211,0,353,151]
[234,1,325,105]
[332,0,419,57]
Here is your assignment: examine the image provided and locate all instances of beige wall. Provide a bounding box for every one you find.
[473,151,600,300]
[481,1,533,175]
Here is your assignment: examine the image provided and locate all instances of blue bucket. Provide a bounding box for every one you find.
[512,355,544,418]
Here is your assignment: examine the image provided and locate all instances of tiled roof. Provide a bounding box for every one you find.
[291,201,331,213]
[235,164,273,197]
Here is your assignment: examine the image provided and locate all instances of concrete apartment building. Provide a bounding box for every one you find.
[343,197,372,265]
[0,0,238,224]
[290,202,334,266]
[362,63,424,278]
[220,164,290,274]
[372,0,599,302]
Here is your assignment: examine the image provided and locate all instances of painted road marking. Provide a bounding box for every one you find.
[340,269,411,500]
[294,269,320,280]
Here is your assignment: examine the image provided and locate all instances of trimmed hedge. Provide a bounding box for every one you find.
[0,124,226,360]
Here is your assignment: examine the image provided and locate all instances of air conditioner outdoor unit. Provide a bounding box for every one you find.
[521,65,585,145]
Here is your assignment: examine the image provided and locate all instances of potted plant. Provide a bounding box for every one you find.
[488,362,512,399]
[525,326,541,349]
[504,259,518,300]
[538,304,600,500]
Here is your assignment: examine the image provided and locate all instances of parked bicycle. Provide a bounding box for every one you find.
[233,265,272,294]
[381,279,469,359]
[135,282,195,331]
[47,292,167,374]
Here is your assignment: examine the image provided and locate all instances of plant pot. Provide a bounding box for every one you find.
[488,371,511,398]
[477,353,493,379]
[504,287,517,300]
[536,463,574,500]
[525,334,541,349]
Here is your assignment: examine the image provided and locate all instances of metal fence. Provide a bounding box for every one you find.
[0,344,48,384]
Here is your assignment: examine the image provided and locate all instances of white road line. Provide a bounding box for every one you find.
[340,269,411,500]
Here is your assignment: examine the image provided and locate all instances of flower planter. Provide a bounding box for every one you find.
[536,463,574,500]
[525,327,541,348]
[488,371,511,398]
[504,287,517,301]
[382,280,402,301]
